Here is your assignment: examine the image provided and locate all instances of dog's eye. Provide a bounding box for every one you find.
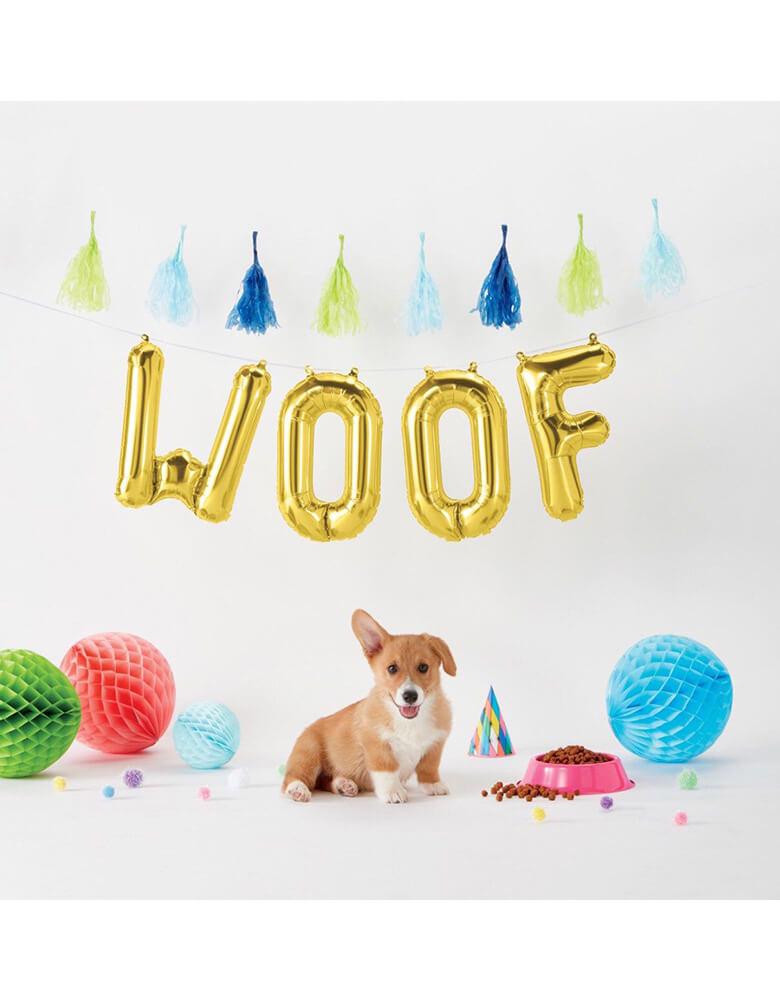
[387,664,398,675]
[418,663,429,673]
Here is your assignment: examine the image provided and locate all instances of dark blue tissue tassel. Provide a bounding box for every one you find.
[474,224,521,329]
[226,231,278,334]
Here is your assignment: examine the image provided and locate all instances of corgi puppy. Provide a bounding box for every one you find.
[282,609,456,803]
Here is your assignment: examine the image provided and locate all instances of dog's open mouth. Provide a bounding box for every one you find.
[398,704,420,719]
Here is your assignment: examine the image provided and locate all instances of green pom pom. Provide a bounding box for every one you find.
[678,768,698,790]
[0,650,82,778]
[57,210,110,313]
[314,234,361,336]
[558,213,605,316]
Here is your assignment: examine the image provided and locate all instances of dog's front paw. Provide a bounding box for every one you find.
[420,781,449,796]
[381,785,408,804]
[285,779,312,802]
[332,776,359,797]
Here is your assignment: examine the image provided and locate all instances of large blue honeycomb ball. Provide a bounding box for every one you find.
[606,635,733,763]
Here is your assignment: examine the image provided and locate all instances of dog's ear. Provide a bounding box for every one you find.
[351,610,390,659]
[424,634,457,676]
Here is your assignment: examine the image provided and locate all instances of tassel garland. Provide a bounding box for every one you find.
[407,232,442,336]
[474,224,521,330]
[226,231,278,334]
[147,225,195,326]
[57,210,110,313]
[558,213,605,316]
[315,234,361,336]
[641,198,686,299]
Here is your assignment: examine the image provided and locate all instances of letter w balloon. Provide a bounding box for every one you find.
[115,337,272,522]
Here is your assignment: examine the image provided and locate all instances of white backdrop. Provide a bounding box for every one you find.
[1,103,778,898]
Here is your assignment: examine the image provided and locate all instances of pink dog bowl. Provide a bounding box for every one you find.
[522,753,634,795]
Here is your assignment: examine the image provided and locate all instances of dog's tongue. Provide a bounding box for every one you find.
[400,705,420,719]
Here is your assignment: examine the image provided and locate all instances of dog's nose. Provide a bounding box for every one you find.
[402,689,418,704]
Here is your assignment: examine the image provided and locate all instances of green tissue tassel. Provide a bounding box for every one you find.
[57,209,110,312]
[314,234,361,336]
[558,213,605,316]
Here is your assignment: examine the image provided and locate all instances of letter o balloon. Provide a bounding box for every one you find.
[401,364,511,541]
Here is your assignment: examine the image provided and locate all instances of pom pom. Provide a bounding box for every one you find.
[52,776,67,792]
[198,786,211,801]
[57,210,110,313]
[147,225,195,325]
[314,234,361,336]
[407,232,442,336]
[122,767,144,789]
[102,785,115,799]
[674,811,688,826]
[277,763,286,777]
[226,230,278,334]
[678,768,698,790]
[227,767,250,790]
[600,795,614,810]
[474,224,521,329]
[531,807,546,823]
[641,198,686,299]
[558,213,605,316]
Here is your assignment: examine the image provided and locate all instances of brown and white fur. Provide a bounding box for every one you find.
[282,610,456,803]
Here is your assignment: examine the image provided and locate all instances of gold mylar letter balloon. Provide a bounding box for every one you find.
[277,368,382,542]
[115,337,272,522]
[516,334,616,521]
[402,364,510,541]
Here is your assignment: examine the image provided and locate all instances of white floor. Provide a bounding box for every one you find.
[2,741,776,899]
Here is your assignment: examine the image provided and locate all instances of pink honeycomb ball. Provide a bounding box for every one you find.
[60,633,175,754]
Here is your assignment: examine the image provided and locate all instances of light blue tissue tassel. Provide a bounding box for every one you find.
[147,225,195,325]
[641,198,686,298]
[407,232,442,335]
[474,224,521,329]
[226,230,278,334]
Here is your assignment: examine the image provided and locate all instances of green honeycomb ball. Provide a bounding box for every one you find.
[0,649,82,778]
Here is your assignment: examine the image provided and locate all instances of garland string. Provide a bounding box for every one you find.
[0,282,767,373]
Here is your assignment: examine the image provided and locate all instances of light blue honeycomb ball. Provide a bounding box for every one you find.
[606,635,733,763]
[173,702,240,770]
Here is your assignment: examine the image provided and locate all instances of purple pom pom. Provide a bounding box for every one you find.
[600,795,614,810]
[122,768,144,789]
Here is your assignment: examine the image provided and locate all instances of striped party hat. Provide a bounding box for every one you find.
[468,686,514,757]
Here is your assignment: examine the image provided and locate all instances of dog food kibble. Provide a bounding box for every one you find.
[539,745,612,765]
[482,782,582,802]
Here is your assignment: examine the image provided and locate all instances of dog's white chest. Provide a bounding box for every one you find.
[382,708,445,781]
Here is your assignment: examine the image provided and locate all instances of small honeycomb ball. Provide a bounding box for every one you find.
[0,649,81,778]
[173,702,240,769]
